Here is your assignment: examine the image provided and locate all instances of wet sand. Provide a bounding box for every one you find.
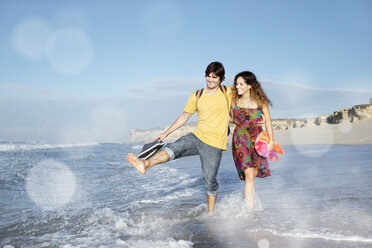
[274,119,372,145]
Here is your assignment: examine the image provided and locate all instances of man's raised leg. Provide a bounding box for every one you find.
[127,150,170,175]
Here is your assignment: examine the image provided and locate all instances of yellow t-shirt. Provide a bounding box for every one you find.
[184,86,232,150]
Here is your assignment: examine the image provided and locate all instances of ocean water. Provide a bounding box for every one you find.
[0,141,371,248]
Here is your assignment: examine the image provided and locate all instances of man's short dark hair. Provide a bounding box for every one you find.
[205,61,225,81]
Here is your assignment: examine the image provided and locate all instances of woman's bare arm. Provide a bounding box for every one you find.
[262,104,274,150]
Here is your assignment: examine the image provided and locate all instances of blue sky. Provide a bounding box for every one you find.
[1,0,372,143]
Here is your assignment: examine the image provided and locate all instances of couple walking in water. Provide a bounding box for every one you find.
[127,61,274,212]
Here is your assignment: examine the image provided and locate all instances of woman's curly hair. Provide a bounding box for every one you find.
[232,71,272,107]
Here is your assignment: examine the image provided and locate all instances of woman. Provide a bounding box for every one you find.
[230,71,274,210]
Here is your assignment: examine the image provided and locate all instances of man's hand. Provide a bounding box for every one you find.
[156,132,168,142]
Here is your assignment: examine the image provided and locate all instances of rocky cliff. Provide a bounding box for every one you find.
[129,104,372,142]
[271,104,372,130]
[326,104,372,123]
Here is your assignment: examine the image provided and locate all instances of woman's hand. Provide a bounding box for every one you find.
[268,141,274,151]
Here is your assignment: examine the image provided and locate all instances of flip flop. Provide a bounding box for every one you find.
[137,140,164,160]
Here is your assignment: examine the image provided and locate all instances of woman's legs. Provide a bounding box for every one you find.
[243,167,258,209]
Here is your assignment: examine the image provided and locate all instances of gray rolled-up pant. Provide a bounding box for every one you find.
[163,133,223,196]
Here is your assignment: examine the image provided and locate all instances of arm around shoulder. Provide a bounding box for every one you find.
[229,100,236,123]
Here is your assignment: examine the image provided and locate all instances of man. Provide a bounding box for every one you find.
[127,61,232,212]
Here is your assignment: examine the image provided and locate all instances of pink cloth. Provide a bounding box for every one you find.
[255,132,284,161]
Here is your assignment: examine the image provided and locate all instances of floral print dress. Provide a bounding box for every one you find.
[232,106,271,180]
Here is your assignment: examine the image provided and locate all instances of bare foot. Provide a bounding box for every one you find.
[127,153,146,175]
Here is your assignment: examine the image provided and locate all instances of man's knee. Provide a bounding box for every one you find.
[163,133,198,160]
[163,147,175,160]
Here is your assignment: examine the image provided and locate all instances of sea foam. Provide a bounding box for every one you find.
[0,142,99,151]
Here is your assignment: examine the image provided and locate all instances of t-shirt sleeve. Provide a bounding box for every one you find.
[184,92,197,114]
[227,86,233,107]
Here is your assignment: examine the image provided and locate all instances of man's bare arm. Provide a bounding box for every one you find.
[156,111,193,141]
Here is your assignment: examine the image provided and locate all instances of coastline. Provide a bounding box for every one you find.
[129,104,372,145]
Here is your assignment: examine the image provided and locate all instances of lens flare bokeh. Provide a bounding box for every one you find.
[26,159,77,210]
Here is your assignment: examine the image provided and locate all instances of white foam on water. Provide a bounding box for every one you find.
[269,192,313,231]
[68,207,193,247]
[249,228,372,244]
[186,203,207,217]
[42,208,129,246]
[0,142,99,151]
[116,238,194,248]
[87,208,168,234]
[141,166,196,192]
[178,178,198,187]
[131,188,199,206]
[114,218,128,229]
[245,191,372,245]
[26,159,77,210]
[196,192,266,247]
[126,163,200,210]
[311,197,372,236]
[162,188,198,201]
[212,191,263,219]
[126,213,184,237]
